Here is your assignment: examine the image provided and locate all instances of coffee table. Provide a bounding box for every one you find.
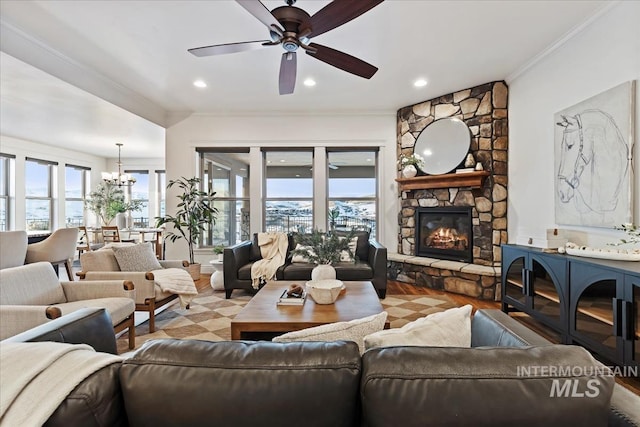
[231,280,388,340]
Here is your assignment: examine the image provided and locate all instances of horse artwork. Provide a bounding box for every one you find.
[554,81,635,228]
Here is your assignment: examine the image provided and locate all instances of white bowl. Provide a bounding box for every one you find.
[305,280,344,304]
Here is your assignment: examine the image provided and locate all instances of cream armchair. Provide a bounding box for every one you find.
[26,227,78,280]
[0,262,136,349]
[78,249,189,333]
[0,230,28,269]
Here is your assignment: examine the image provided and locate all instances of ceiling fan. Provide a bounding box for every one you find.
[188,0,383,95]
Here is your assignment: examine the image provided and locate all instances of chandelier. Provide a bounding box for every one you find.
[101,143,136,187]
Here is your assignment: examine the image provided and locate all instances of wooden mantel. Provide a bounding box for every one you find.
[396,171,490,191]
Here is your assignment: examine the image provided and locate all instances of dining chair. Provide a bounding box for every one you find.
[76,226,91,258]
[101,226,121,244]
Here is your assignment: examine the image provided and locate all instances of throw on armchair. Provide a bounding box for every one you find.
[78,244,191,333]
[0,262,135,349]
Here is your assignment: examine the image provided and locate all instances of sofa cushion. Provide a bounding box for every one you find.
[0,262,66,305]
[361,345,615,427]
[364,305,472,350]
[291,244,315,263]
[273,312,388,354]
[249,233,262,261]
[280,261,374,281]
[80,249,120,272]
[53,298,135,325]
[112,243,162,272]
[120,339,362,427]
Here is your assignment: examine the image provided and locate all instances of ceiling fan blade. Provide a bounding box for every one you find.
[279,52,297,95]
[302,0,383,38]
[236,0,283,34]
[188,40,271,57]
[306,43,378,79]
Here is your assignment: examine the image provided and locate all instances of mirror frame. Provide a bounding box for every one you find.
[414,118,471,175]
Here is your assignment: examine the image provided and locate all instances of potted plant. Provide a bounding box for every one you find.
[291,228,357,281]
[155,176,217,279]
[213,244,225,261]
[85,182,143,226]
[398,153,425,178]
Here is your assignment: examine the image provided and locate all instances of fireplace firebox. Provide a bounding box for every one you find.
[415,207,473,262]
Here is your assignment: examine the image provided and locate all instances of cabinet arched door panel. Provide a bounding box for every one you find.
[569,263,624,363]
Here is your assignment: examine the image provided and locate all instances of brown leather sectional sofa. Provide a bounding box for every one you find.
[5,307,640,427]
[223,231,387,299]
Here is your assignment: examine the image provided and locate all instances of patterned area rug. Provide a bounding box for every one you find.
[117,287,458,354]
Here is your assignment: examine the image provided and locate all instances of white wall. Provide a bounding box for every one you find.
[1,134,107,230]
[508,1,640,247]
[164,113,398,263]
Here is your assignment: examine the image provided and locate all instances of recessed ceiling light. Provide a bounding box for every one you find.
[366,158,372,162]
[413,79,428,88]
[295,174,300,177]
[303,78,316,87]
[239,168,246,171]
[193,80,207,88]
[280,159,286,163]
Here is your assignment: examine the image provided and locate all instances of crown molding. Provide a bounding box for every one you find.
[506,1,619,83]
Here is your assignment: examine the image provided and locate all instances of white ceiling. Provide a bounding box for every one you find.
[0,0,607,158]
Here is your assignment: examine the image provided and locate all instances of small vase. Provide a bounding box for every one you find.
[402,165,418,178]
[311,264,336,281]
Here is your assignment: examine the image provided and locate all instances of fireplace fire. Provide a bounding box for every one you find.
[415,207,473,262]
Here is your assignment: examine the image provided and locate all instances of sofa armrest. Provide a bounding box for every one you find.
[61,280,135,302]
[224,240,252,281]
[368,240,387,298]
[159,260,189,269]
[83,271,154,303]
[1,307,118,354]
[0,305,58,340]
[471,309,552,347]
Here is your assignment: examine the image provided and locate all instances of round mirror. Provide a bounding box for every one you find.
[414,118,471,175]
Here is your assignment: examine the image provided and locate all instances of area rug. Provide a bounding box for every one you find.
[117,287,458,354]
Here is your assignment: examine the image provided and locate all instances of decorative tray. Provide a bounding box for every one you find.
[564,243,640,261]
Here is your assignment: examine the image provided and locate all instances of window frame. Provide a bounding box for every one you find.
[326,148,379,238]
[0,153,14,231]
[64,164,90,227]
[25,157,57,231]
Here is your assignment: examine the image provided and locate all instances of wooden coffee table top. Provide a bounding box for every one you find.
[231,280,386,339]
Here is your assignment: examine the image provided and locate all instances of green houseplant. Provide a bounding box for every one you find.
[213,244,225,261]
[155,177,217,278]
[291,228,357,281]
[85,182,143,226]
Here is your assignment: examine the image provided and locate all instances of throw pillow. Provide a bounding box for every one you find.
[273,311,388,354]
[291,244,316,263]
[338,236,358,263]
[112,242,163,272]
[363,305,472,351]
[80,249,121,272]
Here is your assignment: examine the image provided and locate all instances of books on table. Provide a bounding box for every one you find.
[277,289,306,306]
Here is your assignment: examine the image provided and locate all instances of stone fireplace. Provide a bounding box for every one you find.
[388,81,508,300]
[415,207,472,262]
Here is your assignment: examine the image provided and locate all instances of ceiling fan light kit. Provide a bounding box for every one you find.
[188,0,383,95]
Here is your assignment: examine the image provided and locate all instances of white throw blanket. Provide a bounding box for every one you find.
[152,267,198,309]
[251,232,289,289]
[0,342,121,427]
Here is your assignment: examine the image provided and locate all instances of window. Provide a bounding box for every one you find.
[156,170,165,218]
[125,171,149,227]
[0,154,13,231]
[327,149,378,238]
[25,157,57,231]
[199,149,250,247]
[264,150,313,233]
[65,164,89,227]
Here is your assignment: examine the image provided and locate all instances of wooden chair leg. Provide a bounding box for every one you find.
[65,260,74,281]
[128,316,135,350]
[148,299,156,333]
